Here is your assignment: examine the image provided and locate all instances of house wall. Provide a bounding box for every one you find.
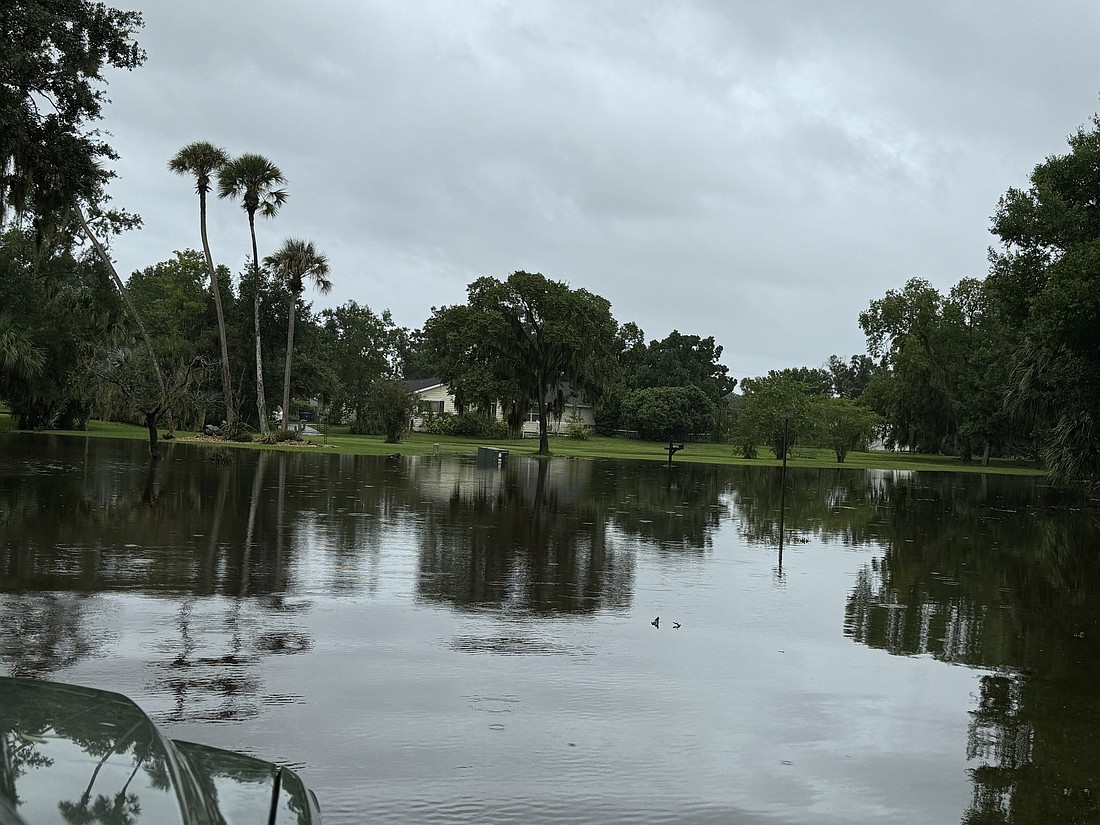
[521,404,596,437]
[410,382,596,436]
[415,385,456,415]
[410,385,507,431]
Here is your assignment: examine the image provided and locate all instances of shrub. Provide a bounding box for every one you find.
[421,411,451,435]
[564,421,590,440]
[422,411,507,438]
[452,412,508,438]
[260,429,302,445]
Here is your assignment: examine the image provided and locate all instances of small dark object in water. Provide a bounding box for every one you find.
[387,453,401,459]
[651,616,659,628]
[673,622,681,629]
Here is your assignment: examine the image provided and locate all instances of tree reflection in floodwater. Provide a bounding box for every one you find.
[840,474,1100,825]
[4,436,1100,823]
[414,458,634,614]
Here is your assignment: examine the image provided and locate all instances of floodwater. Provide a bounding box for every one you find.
[2,434,1099,825]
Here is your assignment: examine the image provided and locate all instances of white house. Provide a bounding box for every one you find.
[406,378,596,436]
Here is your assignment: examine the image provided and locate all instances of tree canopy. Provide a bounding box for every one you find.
[1,1,144,233]
[985,115,1100,485]
[425,272,617,454]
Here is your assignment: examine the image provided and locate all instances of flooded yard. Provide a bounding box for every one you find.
[2,434,1097,824]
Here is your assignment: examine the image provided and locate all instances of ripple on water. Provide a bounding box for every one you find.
[449,634,591,656]
[317,792,784,825]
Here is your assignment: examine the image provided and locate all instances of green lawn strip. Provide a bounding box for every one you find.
[1,418,1044,476]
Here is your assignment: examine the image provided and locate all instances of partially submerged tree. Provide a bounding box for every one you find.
[92,345,209,460]
[217,153,287,436]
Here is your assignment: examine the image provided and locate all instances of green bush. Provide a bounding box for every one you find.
[422,411,507,438]
[421,412,450,435]
[453,412,508,438]
[260,428,302,445]
[564,421,590,440]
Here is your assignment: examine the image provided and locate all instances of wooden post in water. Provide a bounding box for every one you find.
[778,412,792,561]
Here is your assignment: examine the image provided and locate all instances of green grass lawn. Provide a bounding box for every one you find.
[0,413,1045,476]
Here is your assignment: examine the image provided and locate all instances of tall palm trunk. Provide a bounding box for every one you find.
[75,204,168,459]
[281,290,298,431]
[199,189,235,429]
[248,212,269,436]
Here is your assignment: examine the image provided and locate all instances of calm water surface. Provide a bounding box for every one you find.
[2,434,1099,824]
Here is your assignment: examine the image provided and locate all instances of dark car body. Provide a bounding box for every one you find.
[0,677,321,824]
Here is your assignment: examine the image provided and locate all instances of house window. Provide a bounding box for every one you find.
[418,400,444,415]
[527,407,541,422]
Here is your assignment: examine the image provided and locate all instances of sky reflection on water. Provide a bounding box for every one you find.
[2,434,1098,824]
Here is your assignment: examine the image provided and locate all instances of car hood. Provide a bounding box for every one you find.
[0,677,320,825]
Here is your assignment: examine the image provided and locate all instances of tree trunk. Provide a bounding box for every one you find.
[537,395,550,455]
[199,190,235,430]
[982,438,991,467]
[143,409,161,462]
[248,212,269,436]
[76,204,166,460]
[282,292,298,430]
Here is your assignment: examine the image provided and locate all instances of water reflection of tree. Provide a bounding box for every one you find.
[416,459,636,613]
[0,594,97,677]
[0,438,290,597]
[0,440,316,723]
[731,467,892,548]
[1,680,174,823]
[151,453,312,725]
[592,460,731,552]
[840,476,1100,824]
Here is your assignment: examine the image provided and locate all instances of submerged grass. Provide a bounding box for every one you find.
[0,413,1045,476]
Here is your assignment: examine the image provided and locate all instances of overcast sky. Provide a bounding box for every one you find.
[97,1,1100,380]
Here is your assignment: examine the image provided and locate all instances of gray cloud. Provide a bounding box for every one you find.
[99,0,1100,378]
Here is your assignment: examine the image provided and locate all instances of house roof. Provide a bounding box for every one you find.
[406,377,444,393]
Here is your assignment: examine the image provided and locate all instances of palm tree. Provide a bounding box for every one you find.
[216,153,287,435]
[0,310,45,381]
[263,238,332,430]
[168,141,235,430]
